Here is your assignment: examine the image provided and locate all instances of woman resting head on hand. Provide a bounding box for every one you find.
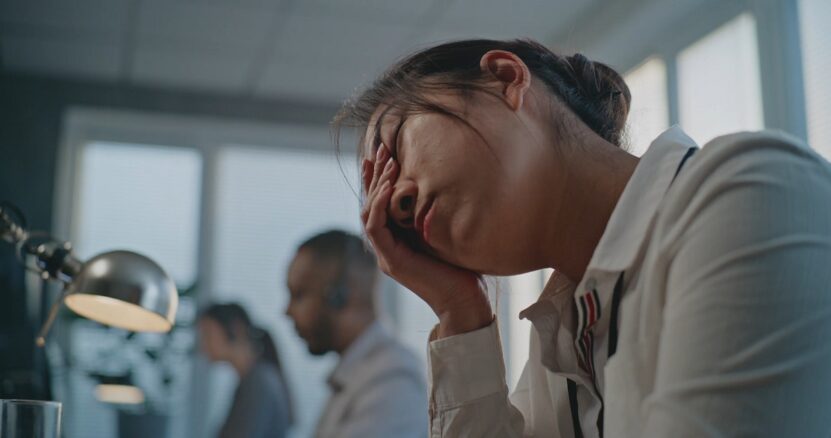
[335,38,831,438]
[334,39,637,338]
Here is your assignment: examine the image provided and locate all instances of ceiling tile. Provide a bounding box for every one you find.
[269,14,411,64]
[253,13,416,102]
[255,54,377,103]
[293,0,436,26]
[397,26,515,55]
[1,35,120,79]
[255,12,412,99]
[0,0,129,34]
[137,0,275,49]
[131,44,252,93]
[434,0,598,41]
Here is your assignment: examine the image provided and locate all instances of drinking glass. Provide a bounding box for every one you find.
[0,399,62,438]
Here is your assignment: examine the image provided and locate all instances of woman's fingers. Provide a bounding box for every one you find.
[367,144,390,196]
[362,144,392,223]
[362,155,398,225]
[364,181,398,270]
[365,181,392,236]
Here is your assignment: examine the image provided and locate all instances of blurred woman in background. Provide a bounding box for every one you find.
[198,303,294,438]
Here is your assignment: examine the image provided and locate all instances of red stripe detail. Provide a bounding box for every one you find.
[586,293,597,326]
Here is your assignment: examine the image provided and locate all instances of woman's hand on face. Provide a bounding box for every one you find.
[361,144,493,338]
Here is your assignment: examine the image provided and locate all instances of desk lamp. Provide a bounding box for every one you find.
[0,202,178,344]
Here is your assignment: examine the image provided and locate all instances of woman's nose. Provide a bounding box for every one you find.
[389,181,418,228]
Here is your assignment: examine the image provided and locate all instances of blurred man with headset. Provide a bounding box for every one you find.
[285,229,426,438]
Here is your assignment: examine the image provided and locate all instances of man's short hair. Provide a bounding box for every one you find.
[298,230,375,266]
[297,230,378,306]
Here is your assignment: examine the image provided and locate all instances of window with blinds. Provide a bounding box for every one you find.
[799,0,831,157]
[678,13,764,145]
[624,57,669,157]
[76,141,202,286]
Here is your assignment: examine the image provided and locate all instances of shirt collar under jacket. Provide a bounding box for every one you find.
[519,126,699,377]
[328,320,389,391]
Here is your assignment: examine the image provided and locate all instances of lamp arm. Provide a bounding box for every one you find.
[25,237,83,282]
[2,203,82,282]
[2,202,83,346]
[0,202,28,244]
[22,239,83,346]
[36,285,72,347]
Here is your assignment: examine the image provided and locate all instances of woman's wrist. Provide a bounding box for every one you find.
[435,299,494,339]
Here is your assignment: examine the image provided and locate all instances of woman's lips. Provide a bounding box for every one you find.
[421,201,435,244]
[416,200,435,245]
[413,199,434,242]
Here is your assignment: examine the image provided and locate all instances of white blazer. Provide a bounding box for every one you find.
[426,127,831,437]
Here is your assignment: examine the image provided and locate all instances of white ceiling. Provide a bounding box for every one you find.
[0,0,602,104]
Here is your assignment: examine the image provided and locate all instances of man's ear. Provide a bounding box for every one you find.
[479,50,532,111]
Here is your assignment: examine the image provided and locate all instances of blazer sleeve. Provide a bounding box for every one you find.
[643,135,831,436]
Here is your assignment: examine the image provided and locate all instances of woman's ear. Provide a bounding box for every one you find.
[479,50,532,111]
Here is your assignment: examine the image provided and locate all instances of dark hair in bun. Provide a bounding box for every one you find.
[335,38,631,150]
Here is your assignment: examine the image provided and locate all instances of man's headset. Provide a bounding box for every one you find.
[326,236,363,309]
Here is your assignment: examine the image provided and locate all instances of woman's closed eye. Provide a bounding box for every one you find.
[392,118,406,161]
[379,115,407,162]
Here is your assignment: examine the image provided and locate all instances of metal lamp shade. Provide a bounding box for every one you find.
[64,250,178,332]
